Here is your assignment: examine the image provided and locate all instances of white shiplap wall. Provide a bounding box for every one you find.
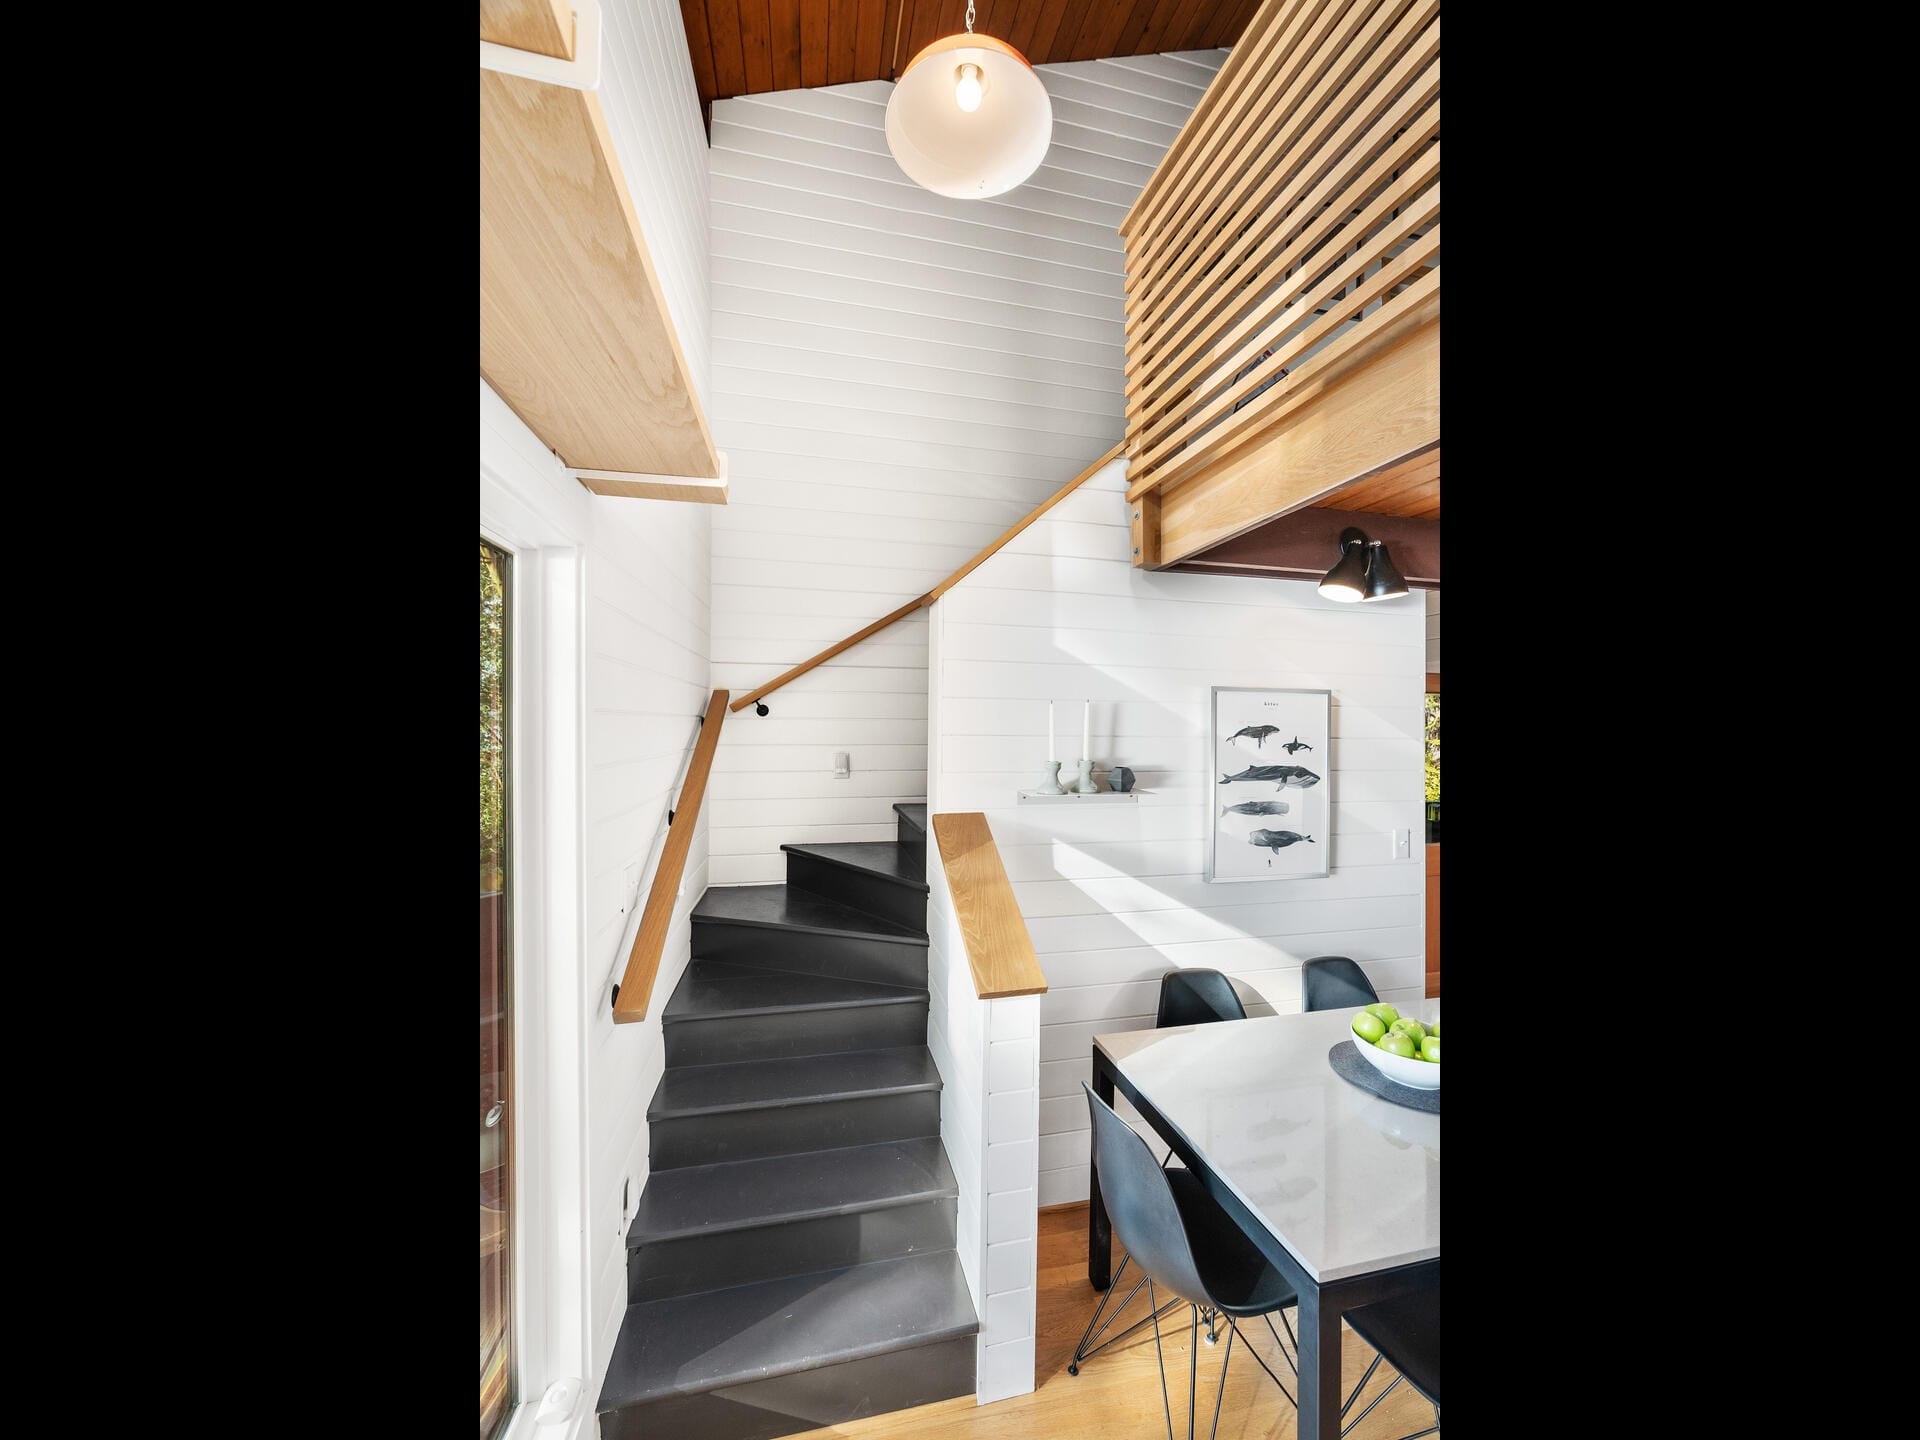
[578,0,716,1385]
[926,459,1428,1208]
[584,494,713,1378]
[598,0,711,408]
[706,51,1228,884]
[1426,586,1440,673]
[479,377,713,1428]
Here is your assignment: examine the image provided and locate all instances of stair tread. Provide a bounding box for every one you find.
[783,841,929,892]
[892,802,928,834]
[663,962,924,1024]
[649,1046,941,1120]
[627,1138,956,1245]
[598,1251,978,1410]
[694,884,928,944]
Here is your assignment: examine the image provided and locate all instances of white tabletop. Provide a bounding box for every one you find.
[1095,1004,1440,1284]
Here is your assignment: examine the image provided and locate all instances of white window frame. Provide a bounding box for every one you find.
[480,379,596,1440]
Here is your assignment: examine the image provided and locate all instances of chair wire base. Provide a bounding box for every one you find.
[1341,1350,1440,1439]
[1132,1278,1297,1440]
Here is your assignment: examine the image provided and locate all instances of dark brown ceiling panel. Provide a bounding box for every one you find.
[678,0,1257,113]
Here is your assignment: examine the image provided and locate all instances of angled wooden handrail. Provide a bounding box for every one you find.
[931,813,1048,999]
[729,441,1126,714]
[612,688,728,1023]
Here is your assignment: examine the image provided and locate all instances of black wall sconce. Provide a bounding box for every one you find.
[1316,526,1409,602]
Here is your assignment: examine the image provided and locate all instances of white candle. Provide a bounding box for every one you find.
[1048,701,1055,761]
[1082,700,1090,760]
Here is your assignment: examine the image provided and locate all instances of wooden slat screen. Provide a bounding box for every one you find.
[1119,0,1439,505]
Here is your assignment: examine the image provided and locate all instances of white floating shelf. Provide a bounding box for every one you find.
[1017,789,1142,804]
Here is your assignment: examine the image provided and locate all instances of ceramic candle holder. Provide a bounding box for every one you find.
[1074,759,1098,794]
[1036,761,1066,795]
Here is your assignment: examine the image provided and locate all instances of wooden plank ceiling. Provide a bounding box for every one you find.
[677,0,1262,111]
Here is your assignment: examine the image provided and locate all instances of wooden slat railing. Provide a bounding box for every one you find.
[931,813,1047,999]
[1120,0,1440,506]
[728,440,1125,714]
[611,688,728,1023]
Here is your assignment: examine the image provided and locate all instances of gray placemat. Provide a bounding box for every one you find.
[1328,1040,1441,1113]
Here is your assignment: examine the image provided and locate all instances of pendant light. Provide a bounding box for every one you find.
[885,2,1053,199]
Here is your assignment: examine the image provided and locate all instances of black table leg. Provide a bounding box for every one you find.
[1296,1281,1342,1440]
[1088,1051,1114,1289]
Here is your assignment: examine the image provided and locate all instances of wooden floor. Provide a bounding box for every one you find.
[791,1204,1434,1440]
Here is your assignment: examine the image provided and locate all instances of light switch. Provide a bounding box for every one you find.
[1392,828,1411,859]
[832,751,851,778]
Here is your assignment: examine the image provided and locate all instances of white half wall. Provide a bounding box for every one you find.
[1426,587,1439,673]
[926,458,1427,1208]
[705,51,1229,885]
[598,0,712,409]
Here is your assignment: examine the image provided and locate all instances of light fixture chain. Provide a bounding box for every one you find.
[965,1,975,32]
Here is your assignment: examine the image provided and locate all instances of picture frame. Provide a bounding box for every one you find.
[1206,686,1331,883]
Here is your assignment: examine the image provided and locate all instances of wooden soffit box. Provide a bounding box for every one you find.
[479,10,723,500]
[1146,316,1439,568]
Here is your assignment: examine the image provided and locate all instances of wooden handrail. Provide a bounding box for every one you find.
[611,688,728,1023]
[729,441,1126,714]
[931,813,1047,1000]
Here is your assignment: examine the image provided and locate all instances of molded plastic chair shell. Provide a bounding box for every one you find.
[1155,967,1249,1029]
[1301,955,1379,1013]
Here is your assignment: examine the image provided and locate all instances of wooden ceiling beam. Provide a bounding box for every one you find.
[1169,505,1438,586]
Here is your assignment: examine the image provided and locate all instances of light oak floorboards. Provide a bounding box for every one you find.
[789,1205,1436,1439]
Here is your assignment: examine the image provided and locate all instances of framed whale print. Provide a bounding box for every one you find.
[1207,686,1331,882]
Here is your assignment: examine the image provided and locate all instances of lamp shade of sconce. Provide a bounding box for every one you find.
[885,31,1052,199]
[1316,527,1372,602]
[1360,539,1410,601]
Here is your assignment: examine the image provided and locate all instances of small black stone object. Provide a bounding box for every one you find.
[1109,765,1136,792]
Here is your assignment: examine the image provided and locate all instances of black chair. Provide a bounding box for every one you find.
[1079,1083,1299,1439]
[1340,1282,1440,1439]
[1301,955,1379,1013]
[1072,969,1251,1377]
[1156,967,1249,1028]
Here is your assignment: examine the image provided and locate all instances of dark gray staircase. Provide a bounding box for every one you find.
[597,801,975,1440]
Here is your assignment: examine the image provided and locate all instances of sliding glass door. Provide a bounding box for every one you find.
[480,540,513,1440]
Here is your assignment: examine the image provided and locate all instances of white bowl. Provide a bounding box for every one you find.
[1351,1029,1440,1090]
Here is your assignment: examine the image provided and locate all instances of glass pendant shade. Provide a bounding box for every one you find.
[885,33,1053,199]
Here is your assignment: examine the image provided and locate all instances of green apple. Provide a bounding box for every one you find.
[1375,1031,1417,1059]
[1389,1018,1427,1046]
[1362,1002,1400,1026]
[1420,1035,1440,1063]
[1351,1012,1387,1044]
[1427,1017,1439,1037]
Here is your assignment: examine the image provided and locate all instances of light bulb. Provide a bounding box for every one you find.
[955,63,983,112]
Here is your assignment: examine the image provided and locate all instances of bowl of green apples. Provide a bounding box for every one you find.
[1348,1003,1439,1090]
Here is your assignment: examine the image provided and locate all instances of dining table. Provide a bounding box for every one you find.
[1088,1003,1440,1440]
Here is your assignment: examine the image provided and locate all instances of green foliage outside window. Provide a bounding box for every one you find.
[1424,692,1440,802]
[482,543,507,892]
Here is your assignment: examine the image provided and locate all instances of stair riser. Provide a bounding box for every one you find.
[664,1000,928,1066]
[651,1091,941,1170]
[784,852,926,932]
[629,1196,957,1303]
[692,920,927,988]
[897,817,926,873]
[598,1334,976,1440]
